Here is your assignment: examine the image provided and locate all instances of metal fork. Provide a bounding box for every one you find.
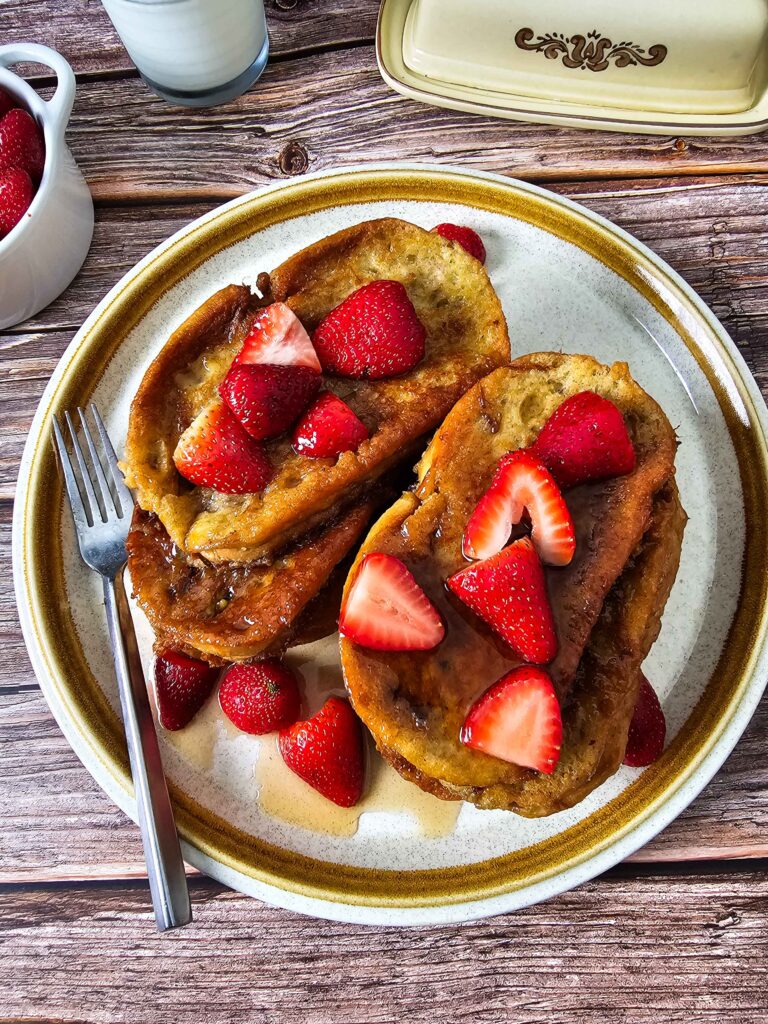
[52,404,191,931]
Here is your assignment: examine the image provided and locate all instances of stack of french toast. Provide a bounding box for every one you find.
[122,217,684,816]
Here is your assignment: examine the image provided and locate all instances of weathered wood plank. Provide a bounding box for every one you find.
[0,0,381,76]
[2,177,767,495]
[40,52,768,202]
[1,870,767,1024]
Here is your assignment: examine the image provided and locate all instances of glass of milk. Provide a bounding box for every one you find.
[100,0,269,107]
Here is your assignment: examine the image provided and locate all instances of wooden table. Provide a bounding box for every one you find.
[2,4,767,1020]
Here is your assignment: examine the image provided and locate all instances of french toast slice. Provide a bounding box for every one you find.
[340,354,681,797]
[122,218,510,563]
[127,499,375,664]
[378,481,685,815]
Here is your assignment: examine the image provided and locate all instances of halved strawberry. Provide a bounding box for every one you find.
[340,552,445,651]
[531,391,636,490]
[623,674,666,767]
[154,650,218,730]
[235,301,321,372]
[220,363,320,441]
[447,537,557,664]
[279,696,364,807]
[461,666,562,773]
[292,391,369,458]
[313,280,426,379]
[219,659,301,735]
[462,449,575,565]
[0,107,45,183]
[173,400,272,493]
[433,223,486,263]
[0,167,34,238]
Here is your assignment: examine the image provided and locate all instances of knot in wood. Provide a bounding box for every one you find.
[278,141,309,176]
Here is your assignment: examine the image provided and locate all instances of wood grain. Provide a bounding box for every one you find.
[38,53,768,203]
[2,870,768,1023]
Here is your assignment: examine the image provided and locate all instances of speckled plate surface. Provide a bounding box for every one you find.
[12,165,768,926]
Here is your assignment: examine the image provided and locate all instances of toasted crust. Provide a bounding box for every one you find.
[123,218,510,563]
[340,354,681,799]
[378,480,686,815]
[127,501,374,664]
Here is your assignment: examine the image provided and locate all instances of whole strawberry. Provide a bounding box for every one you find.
[220,363,320,441]
[0,108,45,183]
[279,696,365,807]
[313,280,426,379]
[433,223,486,263]
[531,391,635,490]
[154,650,219,730]
[0,167,33,238]
[623,675,666,767]
[219,660,301,734]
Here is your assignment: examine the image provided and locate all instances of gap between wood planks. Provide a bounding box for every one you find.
[1,858,766,892]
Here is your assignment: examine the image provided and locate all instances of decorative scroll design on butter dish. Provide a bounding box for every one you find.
[514,28,668,73]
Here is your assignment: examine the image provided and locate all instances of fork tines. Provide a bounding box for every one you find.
[52,404,133,527]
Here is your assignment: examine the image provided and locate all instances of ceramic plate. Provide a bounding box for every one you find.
[13,164,768,926]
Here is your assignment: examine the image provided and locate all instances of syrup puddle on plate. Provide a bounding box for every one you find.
[254,734,462,839]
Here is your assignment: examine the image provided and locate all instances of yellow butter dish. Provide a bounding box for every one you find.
[377,0,768,135]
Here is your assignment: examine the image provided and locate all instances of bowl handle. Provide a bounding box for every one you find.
[0,43,76,131]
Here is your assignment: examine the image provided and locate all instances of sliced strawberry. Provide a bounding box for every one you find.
[623,674,666,767]
[292,391,369,458]
[279,696,364,807]
[154,650,218,730]
[219,659,301,735]
[0,89,15,119]
[461,666,562,773]
[433,223,486,263]
[173,400,272,494]
[447,537,557,664]
[463,449,575,566]
[531,391,636,490]
[0,108,45,183]
[235,302,321,372]
[313,280,426,379]
[0,167,33,238]
[220,363,319,441]
[340,552,445,651]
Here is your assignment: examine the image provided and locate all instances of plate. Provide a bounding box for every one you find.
[12,164,768,926]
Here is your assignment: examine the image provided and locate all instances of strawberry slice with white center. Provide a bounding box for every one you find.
[460,666,562,774]
[235,302,321,372]
[340,552,445,651]
[173,400,272,494]
[462,449,575,566]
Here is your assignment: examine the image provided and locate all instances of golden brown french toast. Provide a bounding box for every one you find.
[126,500,375,664]
[122,218,510,563]
[378,481,685,815]
[340,354,682,807]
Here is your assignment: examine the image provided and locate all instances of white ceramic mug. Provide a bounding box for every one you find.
[0,43,94,330]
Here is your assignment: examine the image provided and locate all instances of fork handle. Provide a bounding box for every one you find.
[103,571,192,931]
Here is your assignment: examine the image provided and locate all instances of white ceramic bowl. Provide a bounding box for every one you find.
[0,43,94,330]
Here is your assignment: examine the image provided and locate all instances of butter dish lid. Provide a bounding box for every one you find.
[377,0,768,136]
